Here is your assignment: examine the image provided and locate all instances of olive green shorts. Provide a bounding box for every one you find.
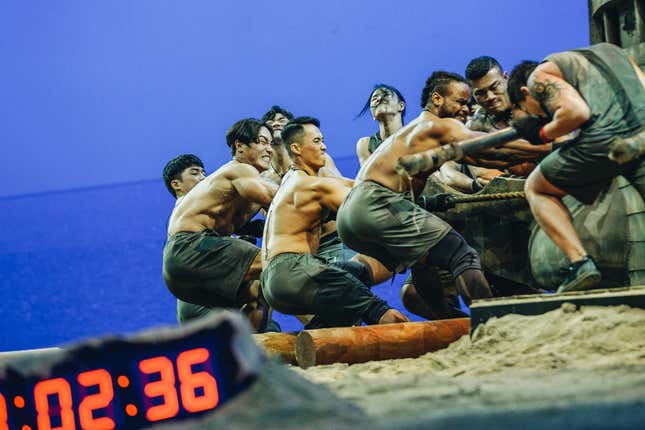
[541,130,645,204]
[163,230,260,307]
[337,180,452,273]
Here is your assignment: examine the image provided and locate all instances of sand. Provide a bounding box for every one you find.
[293,304,645,419]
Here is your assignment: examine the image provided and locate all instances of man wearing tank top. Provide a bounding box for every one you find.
[508,43,645,293]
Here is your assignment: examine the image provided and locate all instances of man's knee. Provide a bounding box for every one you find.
[236,280,260,306]
[455,268,492,305]
[427,230,481,278]
[525,167,544,204]
[350,254,392,285]
[525,167,566,201]
[451,243,481,278]
[400,282,415,307]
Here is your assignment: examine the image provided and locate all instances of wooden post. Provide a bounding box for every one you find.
[295,318,470,368]
[252,332,298,365]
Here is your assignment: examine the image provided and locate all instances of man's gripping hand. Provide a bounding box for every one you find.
[378,309,409,324]
[511,115,550,145]
[416,193,456,212]
[236,219,265,238]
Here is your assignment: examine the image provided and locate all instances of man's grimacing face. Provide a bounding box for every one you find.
[470,67,511,116]
[238,126,274,172]
[437,81,472,123]
[294,124,327,170]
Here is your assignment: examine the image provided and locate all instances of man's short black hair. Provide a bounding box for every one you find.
[281,116,320,157]
[225,118,272,156]
[356,84,407,120]
[508,61,539,105]
[162,154,204,197]
[465,56,503,82]
[420,71,467,108]
[261,105,295,123]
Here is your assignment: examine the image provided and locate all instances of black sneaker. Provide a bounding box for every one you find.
[556,256,602,293]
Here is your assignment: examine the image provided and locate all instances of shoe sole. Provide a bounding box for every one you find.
[557,271,602,293]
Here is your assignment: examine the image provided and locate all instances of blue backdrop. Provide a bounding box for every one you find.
[0,1,589,350]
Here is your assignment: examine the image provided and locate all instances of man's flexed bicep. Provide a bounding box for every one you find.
[230,166,278,208]
[405,115,476,150]
[312,177,351,212]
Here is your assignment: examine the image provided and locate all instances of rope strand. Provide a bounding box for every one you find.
[451,191,526,204]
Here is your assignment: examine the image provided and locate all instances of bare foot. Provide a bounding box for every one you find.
[378,309,409,324]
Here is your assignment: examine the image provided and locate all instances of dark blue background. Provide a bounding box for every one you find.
[0,1,589,350]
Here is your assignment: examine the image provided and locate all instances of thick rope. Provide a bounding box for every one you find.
[451,191,526,204]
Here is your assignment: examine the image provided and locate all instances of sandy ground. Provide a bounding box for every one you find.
[293,304,645,419]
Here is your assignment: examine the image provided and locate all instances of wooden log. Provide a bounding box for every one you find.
[395,127,519,176]
[295,318,470,368]
[252,332,298,365]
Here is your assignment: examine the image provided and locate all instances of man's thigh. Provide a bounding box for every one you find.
[540,145,623,204]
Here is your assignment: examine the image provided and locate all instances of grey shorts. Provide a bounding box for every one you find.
[336,180,452,273]
[163,230,260,307]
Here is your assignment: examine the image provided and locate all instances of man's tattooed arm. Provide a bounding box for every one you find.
[528,76,561,115]
[527,67,591,139]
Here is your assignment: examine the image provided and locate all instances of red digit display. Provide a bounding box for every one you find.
[176,348,219,412]
[0,393,8,430]
[138,356,179,422]
[77,369,115,430]
[33,378,76,430]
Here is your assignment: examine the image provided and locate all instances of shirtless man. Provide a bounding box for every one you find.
[336,101,494,307]
[262,105,390,283]
[355,84,406,166]
[261,105,342,182]
[261,105,350,262]
[508,43,645,292]
[421,71,503,193]
[162,154,210,324]
[162,118,278,330]
[262,117,408,328]
[393,72,498,319]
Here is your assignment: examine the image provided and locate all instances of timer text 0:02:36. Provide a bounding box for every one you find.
[0,347,220,430]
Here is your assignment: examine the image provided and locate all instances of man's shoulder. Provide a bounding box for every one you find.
[288,171,326,191]
[418,111,462,131]
[218,160,261,178]
[438,116,468,130]
[261,168,282,185]
[356,135,370,145]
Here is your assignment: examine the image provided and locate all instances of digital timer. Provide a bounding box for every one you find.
[0,311,265,430]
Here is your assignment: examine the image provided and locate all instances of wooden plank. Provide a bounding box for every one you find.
[470,286,645,330]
